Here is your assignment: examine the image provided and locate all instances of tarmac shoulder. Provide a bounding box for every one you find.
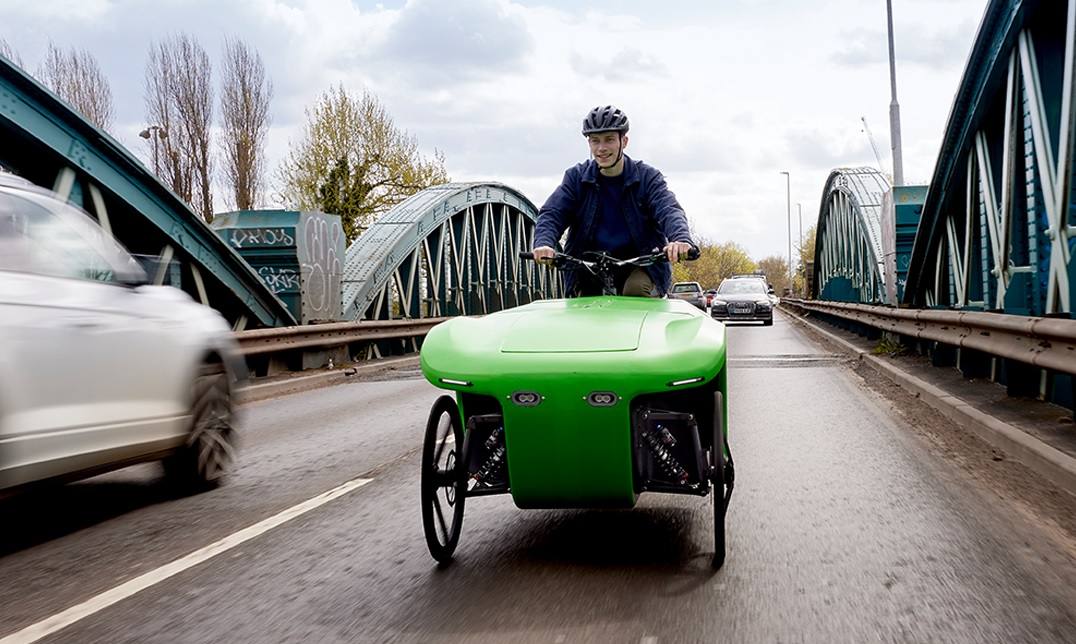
[781,308,1076,498]
[237,355,423,404]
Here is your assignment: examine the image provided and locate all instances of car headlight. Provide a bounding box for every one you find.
[711,299,728,310]
[755,299,771,311]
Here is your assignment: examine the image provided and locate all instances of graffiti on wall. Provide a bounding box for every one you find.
[301,215,345,320]
[228,228,296,248]
[257,266,301,293]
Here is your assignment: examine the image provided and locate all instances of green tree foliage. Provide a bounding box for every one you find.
[797,225,817,297]
[277,84,450,241]
[756,255,790,296]
[671,238,757,289]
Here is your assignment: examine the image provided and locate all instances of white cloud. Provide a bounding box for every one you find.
[0,0,989,261]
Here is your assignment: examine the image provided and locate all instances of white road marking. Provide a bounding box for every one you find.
[1,476,374,644]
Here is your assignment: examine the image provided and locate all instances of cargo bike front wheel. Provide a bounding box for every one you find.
[421,395,466,564]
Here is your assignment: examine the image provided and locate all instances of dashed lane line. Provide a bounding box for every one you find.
[1,476,375,644]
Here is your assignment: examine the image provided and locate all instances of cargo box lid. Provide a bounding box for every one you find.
[500,300,645,352]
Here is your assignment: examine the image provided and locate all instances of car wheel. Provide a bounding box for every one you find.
[163,362,236,491]
[764,318,773,326]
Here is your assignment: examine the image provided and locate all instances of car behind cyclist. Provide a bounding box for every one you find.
[531,105,696,297]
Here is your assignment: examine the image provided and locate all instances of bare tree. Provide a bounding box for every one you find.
[0,39,25,68]
[756,255,791,296]
[144,34,214,221]
[219,37,273,211]
[37,41,115,132]
[145,42,188,201]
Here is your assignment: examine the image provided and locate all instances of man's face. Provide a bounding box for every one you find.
[587,131,628,170]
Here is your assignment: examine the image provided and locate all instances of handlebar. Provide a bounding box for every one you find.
[519,247,699,297]
[519,246,699,268]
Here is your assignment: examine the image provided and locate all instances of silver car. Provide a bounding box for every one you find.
[0,174,245,497]
[668,281,706,310]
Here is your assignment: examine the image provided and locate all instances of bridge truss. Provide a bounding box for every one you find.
[342,182,557,322]
[813,167,892,304]
[904,0,1076,316]
[0,55,294,329]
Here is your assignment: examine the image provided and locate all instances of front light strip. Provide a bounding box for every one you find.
[667,377,705,387]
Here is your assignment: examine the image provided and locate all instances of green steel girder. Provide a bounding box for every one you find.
[0,55,295,329]
[905,0,1076,316]
[814,167,891,304]
[341,182,553,321]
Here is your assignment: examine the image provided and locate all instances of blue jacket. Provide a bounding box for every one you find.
[534,155,693,295]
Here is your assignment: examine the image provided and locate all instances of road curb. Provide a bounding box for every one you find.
[780,308,1076,498]
[237,355,422,404]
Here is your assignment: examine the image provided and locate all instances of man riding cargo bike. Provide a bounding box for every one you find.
[418,106,735,568]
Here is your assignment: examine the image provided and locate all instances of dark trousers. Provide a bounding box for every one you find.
[572,266,654,297]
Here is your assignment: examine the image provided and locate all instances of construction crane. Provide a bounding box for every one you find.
[861,116,890,178]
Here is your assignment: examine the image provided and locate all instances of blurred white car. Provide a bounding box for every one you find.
[0,174,245,497]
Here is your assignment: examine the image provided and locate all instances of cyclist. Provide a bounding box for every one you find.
[531,105,695,297]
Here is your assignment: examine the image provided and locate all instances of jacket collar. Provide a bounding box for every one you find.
[581,155,638,185]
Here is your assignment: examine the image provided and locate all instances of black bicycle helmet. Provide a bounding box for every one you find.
[581,105,629,136]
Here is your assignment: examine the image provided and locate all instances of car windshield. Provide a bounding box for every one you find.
[671,283,700,293]
[718,280,765,294]
[0,187,146,284]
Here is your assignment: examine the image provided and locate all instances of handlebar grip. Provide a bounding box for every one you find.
[519,251,534,260]
[685,246,701,261]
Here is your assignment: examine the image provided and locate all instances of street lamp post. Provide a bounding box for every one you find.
[797,203,804,297]
[781,171,791,298]
[886,0,904,186]
[139,125,167,175]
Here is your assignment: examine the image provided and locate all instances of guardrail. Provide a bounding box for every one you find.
[781,299,1076,377]
[234,318,447,375]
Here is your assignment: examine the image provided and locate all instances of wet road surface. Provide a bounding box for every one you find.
[3,314,1076,643]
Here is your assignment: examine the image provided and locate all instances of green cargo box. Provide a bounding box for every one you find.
[421,295,728,509]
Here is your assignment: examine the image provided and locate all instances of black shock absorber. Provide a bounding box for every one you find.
[642,425,689,485]
[472,427,506,486]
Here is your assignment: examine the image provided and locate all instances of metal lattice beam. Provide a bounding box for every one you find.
[0,55,295,330]
[905,0,1076,316]
[341,182,556,321]
[813,167,891,303]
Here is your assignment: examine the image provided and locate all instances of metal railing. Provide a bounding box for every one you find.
[781,299,1076,377]
[234,302,1076,385]
[234,319,447,374]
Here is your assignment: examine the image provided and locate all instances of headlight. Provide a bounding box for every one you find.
[511,390,542,406]
[755,299,771,311]
[711,299,728,310]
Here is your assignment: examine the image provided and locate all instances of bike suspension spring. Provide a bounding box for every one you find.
[472,427,506,485]
[642,425,689,485]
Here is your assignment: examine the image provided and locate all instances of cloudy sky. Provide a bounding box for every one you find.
[2,0,988,262]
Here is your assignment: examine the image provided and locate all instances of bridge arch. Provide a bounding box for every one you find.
[813,167,891,304]
[904,0,1076,315]
[342,182,559,321]
[0,55,294,329]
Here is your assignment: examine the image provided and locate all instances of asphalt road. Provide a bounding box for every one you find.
[3,314,1076,643]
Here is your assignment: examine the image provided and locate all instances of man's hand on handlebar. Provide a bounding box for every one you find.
[663,241,697,263]
[532,246,557,264]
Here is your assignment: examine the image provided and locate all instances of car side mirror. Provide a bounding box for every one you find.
[767,288,775,295]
